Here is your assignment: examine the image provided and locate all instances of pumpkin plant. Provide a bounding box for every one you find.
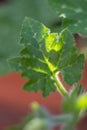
[8,0,87,130]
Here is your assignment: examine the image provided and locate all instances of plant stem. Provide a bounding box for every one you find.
[51,114,73,124]
[53,72,67,96]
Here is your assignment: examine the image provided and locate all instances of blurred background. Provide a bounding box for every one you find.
[0,0,87,130]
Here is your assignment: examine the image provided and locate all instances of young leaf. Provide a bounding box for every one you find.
[10,17,84,96]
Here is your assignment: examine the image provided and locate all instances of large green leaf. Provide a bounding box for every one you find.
[49,0,87,34]
[10,17,84,96]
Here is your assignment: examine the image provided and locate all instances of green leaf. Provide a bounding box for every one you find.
[48,0,87,34]
[10,17,84,96]
[23,78,56,97]
[61,55,84,85]
[58,30,84,85]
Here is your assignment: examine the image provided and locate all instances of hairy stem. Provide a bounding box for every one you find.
[52,72,67,96]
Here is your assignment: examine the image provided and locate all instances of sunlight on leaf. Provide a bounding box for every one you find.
[45,33,62,52]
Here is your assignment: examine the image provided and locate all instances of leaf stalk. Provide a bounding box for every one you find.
[53,72,67,96]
